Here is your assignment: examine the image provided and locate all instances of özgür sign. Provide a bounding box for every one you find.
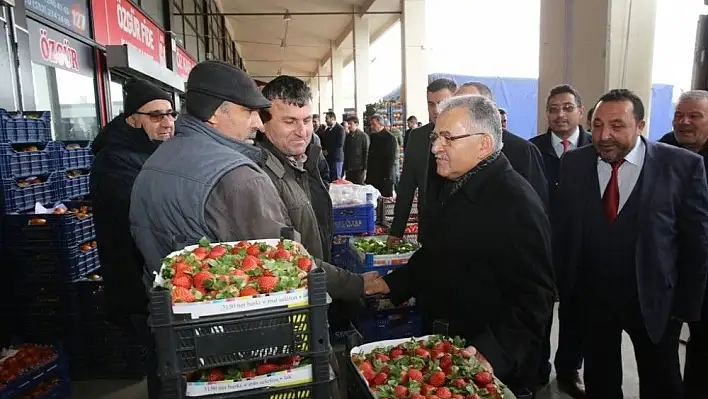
[116,2,154,51]
[39,29,79,71]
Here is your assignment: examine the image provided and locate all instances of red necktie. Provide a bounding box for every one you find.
[561,139,570,153]
[602,160,625,223]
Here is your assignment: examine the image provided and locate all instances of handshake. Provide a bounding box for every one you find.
[362,271,390,295]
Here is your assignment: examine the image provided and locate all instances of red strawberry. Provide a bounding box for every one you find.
[172,286,195,303]
[465,395,481,399]
[239,286,259,297]
[171,274,193,289]
[246,245,261,256]
[192,270,212,292]
[427,396,440,399]
[442,340,453,352]
[453,395,465,399]
[207,368,224,381]
[192,247,207,261]
[410,394,426,399]
[460,349,473,359]
[296,257,313,272]
[415,347,430,358]
[394,385,408,398]
[272,248,291,261]
[362,369,376,382]
[240,255,259,271]
[230,269,250,285]
[421,384,436,395]
[473,371,493,386]
[256,363,280,375]
[407,368,423,383]
[375,353,390,362]
[485,384,498,397]
[390,347,404,358]
[208,245,226,259]
[173,262,193,275]
[428,371,446,387]
[242,369,257,378]
[373,372,388,386]
[436,387,452,398]
[359,361,373,373]
[454,378,467,389]
[256,276,279,293]
[439,354,453,369]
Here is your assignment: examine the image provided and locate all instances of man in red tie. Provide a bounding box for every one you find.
[552,89,708,399]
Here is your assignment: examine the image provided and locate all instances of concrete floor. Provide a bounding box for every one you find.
[68,305,689,399]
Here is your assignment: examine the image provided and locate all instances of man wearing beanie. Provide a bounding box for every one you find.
[90,77,175,399]
[130,62,375,303]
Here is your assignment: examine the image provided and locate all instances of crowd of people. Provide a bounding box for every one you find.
[89,60,708,399]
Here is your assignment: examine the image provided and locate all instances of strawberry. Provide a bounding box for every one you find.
[239,286,260,297]
[256,363,280,375]
[375,353,390,362]
[452,395,465,399]
[362,369,376,382]
[256,276,279,293]
[240,255,259,272]
[439,354,452,369]
[242,369,257,378]
[173,262,193,275]
[427,396,440,399]
[473,371,493,386]
[246,245,261,256]
[484,384,498,398]
[208,245,226,259]
[171,286,194,303]
[454,378,467,389]
[421,384,436,395]
[410,394,426,399]
[465,395,481,399]
[459,349,473,359]
[394,385,408,398]
[442,340,453,352]
[272,248,291,261]
[192,270,213,292]
[407,368,423,383]
[359,361,373,373]
[296,257,312,272]
[415,347,430,358]
[207,368,224,381]
[230,268,250,285]
[192,247,207,261]
[436,387,452,398]
[428,370,446,387]
[373,372,388,386]
[390,347,404,358]
[171,274,193,289]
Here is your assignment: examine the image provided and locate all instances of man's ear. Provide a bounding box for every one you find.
[126,115,138,128]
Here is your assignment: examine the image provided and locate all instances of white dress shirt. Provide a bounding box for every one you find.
[597,137,646,212]
[551,127,580,158]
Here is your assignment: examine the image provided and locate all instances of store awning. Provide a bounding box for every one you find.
[106,45,185,93]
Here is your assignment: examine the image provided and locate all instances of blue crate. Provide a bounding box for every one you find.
[1,173,60,214]
[0,346,69,399]
[54,172,90,200]
[355,306,422,343]
[0,109,52,144]
[333,203,375,235]
[49,141,93,171]
[346,237,417,273]
[2,201,95,248]
[4,244,100,281]
[0,143,56,179]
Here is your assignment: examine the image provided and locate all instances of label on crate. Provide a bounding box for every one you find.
[185,365,313,396]
[172,288,309,319]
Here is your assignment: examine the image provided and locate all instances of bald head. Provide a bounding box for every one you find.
[456,82,494,101]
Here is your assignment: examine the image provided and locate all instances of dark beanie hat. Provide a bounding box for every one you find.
[185,60,271,121]
[123,78,173,116]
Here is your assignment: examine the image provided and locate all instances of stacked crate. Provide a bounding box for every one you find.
[0,344,71,399]
[376,194,419,243]
[149,254,335,398]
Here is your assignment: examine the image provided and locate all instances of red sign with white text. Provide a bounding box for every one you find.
[92,0,166,66]
[174,45,197,81]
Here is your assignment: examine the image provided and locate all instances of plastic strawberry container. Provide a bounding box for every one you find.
[347,235,417,273]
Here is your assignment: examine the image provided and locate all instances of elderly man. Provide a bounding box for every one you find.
[366,95,556,396]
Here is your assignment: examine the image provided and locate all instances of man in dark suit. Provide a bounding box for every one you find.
[388,78,457,247]
[554,89,708,398]
[323,111,345,180]
[366,94,555,398]
[529,84,591,397]
[456,82,548,207]
[658,89,708,399]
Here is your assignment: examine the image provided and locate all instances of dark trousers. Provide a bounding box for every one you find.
[345,170,366,185]
[539,304,584,380]
[684,319,708,399]
[129,314,161,399]
[582,308,683,399]
[328,160,343,181]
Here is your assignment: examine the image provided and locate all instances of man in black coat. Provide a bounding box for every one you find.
[553,89,708,398]
[366,94,555,397]
[366,113,398,197]
[323,111,345,180]
[90,78,176,399]
[343,115,369,184]
[529,84,591,397]
[658,89,708,399]
[455,82,548,207]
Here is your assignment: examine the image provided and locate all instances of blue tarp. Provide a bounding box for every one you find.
[381,73,675,141]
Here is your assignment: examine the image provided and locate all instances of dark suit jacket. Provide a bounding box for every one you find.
[529,126,592,206]
[384,154,555,389]
[552,138,708,343]
[324,123,345,162]
[502,129,549,207]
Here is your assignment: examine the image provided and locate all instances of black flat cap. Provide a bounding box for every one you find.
[185,60,270,121]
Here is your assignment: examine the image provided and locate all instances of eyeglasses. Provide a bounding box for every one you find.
[429,131,485,146]
[547,104,577,114]
[136,110,179,122]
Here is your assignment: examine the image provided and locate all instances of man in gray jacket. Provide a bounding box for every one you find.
[129,60,368,300]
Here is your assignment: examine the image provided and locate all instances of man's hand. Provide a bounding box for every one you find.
[364,274,390,295]
[466,346,494,374]
[386,235,402,248]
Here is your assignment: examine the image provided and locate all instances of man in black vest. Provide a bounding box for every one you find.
[529,84,591,397]
[553,89,708,398]
[658,89,708,399]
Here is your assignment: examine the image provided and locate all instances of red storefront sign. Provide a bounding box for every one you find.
[175,46,197,81]
[92,0,166,66]
[38,29,80,72]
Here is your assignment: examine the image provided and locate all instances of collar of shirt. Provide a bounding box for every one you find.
[551,126,580,147]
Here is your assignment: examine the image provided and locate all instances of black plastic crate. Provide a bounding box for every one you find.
[2,201,95,247]
[49,141,93,171]
[159,351,332,399]
[54,171,90,200]
[68,323,147,381]
[4,244,100,281]
[9,276,103,319]
[0,109,52,144]
[354,306,422,343]
[150,268,329,377]
[1,173,60,214]
[0,142,56,179]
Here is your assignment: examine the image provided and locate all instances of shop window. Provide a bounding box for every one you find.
[185,22,198,56]
[140,0,166,28]
[31,63,99,141]
[172,13,184,46]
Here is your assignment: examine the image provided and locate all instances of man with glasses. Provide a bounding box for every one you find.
[366,95,555,398]
[90,77,176,399]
